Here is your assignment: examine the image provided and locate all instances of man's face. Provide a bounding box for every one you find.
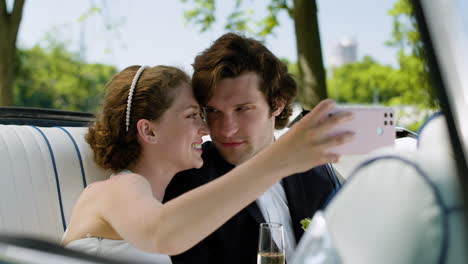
[204,72,283,165]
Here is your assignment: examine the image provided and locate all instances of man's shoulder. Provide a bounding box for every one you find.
[201,141,216,158]
[301,164,330,177]
[196,141,220,172]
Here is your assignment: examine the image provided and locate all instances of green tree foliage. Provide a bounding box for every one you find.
[1,1,121,107]
[326,0,437,110]
[385,0,437,108]
[326,55,436,130]
[328,56,395,105]
[181,0,290,36]
[327,55,433,107]
[13,42,117,112]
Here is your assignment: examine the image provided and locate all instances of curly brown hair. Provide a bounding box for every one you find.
[192,33,297,129]
[86,65,190,172]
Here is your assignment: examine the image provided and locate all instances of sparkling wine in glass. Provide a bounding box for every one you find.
[257,222,285,264]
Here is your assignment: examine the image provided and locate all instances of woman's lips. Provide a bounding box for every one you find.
[192,142,203,153]
[193,148,203,154]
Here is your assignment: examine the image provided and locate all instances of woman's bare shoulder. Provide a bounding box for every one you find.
[106,172,152,191]
[84,172,149,194]
[72,173,153,226]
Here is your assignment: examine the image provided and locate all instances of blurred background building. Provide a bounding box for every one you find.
[328,36,357,67]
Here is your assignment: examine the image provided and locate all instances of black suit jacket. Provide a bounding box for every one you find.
[163,141,340,264]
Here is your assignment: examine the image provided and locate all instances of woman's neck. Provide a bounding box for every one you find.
[127,151,178,202]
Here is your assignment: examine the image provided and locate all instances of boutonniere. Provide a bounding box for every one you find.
[300,217,312,231]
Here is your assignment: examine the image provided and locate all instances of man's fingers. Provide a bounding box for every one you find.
[298,99,336,127]
[315,111,355,135]
[319,132,356,150]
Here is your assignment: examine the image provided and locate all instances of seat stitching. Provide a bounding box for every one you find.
[31,126,67,232]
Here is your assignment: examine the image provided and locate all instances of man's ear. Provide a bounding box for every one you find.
[272,99,286,117]
[136,119,158,144]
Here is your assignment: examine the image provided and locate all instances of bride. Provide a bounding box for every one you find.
[61,65,354,263]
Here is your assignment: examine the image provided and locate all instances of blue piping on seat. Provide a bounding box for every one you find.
[32,126,67,231]
[345,155,452,264]
[57,127,87,188]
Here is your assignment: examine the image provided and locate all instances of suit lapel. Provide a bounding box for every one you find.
[211,143,266,224]
[282,175,307,242]
[245,201,266,224]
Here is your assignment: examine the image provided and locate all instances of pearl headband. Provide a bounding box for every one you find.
[125,65,148,132]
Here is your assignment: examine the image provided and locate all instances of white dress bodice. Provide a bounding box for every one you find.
[63,170,171,263]
[64,235,172,264]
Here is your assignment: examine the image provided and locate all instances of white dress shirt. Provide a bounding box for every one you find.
[256,182,297,263]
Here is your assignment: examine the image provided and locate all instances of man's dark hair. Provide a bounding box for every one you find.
[192,32,297,129]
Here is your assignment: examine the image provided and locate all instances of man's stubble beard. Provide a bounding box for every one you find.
[215,133,275,166]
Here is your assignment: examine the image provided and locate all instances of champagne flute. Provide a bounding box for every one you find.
[257,222,285,264]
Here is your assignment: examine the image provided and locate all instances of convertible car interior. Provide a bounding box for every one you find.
[0,0,467,263]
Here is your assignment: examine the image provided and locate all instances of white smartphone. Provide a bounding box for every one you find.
[326,106,395,155]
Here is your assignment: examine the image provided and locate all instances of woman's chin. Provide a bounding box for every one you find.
[192,159,204,169]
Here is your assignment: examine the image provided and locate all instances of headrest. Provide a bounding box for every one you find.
[321,149,466,263]
[417,112,452,156]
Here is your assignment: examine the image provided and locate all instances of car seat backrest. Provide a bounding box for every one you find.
[417,112,453,157]
[0,125,111,243]
[322,113,467,263]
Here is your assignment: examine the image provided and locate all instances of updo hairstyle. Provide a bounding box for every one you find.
[86,65,190,172]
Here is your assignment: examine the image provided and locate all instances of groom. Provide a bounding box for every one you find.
[164,33,340,264]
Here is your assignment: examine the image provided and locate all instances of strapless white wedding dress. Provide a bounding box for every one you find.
[64,233,172,264]
[63,170,171,263]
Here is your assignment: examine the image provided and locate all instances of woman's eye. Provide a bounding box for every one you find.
[188,113,199,119]
[237,106,249,111]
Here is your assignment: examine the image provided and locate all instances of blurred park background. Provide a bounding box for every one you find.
[0,0,438,131]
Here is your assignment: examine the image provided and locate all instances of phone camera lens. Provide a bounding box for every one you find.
[390,121,393,126]
[384,121,388,126]
[390,113,393,118]
[384,113,387,118]
[376,127,384,136]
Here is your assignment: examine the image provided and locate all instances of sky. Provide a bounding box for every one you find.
[13,0,399,72]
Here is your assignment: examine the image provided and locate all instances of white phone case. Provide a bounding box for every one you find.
[327,106,395,155]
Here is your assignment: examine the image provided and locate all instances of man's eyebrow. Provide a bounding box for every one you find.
[203,105,217,110]
[205,102,254,109]
[235,102,254,107]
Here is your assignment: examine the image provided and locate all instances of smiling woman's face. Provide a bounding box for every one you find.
[153,83,209,170]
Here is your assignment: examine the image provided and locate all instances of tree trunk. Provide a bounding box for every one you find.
[292,0,327,109]
[0,0,25,106]
[0,37,16,106]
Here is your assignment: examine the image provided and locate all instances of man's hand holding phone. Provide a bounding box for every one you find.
[276,101,395,173]
[325,106,395,155]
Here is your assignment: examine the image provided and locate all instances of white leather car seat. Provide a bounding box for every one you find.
[0,125,110,243]
[292,113,467,263]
